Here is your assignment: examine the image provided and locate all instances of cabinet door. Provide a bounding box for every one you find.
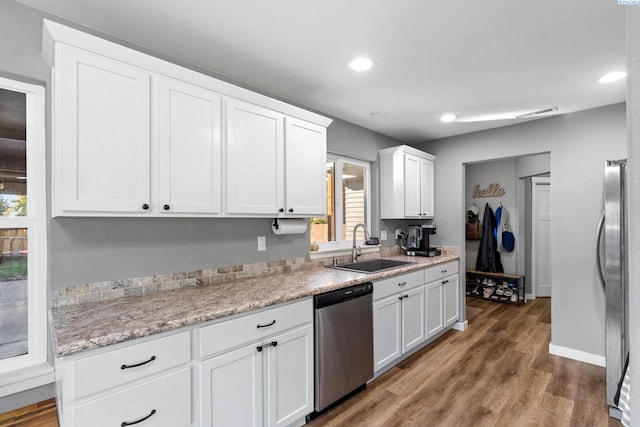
[284,117,327,216]
[443,275,460,327]
[373,295,402,372]
[419,158,435,218]
[265,324,313,427]
[226,98,284,215]
[425,282,444,338]
[156,77,222,214]
[200,343,263,427]
[401,286,425,353]
[403,154,421,217]
[56,45,151,214]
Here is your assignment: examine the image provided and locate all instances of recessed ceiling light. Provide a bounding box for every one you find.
[599,71,626,84]
[440,113,458,122]
[348,57,375,72]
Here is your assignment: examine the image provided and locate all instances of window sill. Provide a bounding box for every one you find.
[0,362,54,398]
[309,244,381,260]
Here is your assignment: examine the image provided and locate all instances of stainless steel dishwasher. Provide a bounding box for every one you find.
[313,282,374,413]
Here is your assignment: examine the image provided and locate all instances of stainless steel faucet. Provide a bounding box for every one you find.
[352,223,370,262]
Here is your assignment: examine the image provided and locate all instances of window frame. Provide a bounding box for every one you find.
[0,77,47,375]
[313,154,371,252]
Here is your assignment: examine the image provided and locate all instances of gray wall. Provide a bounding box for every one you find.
[414,103,626,358]
[0,1,403,289]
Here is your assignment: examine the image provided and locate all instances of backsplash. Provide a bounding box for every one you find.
[51,245,426,308]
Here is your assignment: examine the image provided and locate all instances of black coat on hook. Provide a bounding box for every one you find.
[475,202,504,273]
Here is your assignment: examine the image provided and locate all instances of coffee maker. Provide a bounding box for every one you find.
[402,224,441,257]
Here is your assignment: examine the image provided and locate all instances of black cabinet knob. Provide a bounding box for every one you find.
[142,204,149,210]
[288,208,294,213]
[279,208,284,213]
[163,204,170,211]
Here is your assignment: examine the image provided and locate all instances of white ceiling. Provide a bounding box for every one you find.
[17,0,627,143]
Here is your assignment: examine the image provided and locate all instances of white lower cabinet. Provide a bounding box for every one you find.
[56,331,192,427]
[372,271,425,372]
[73,368,191,427]
[199,299,313,427]
[425,264,460,339]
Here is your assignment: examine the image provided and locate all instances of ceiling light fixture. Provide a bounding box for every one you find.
[440,113,458,122]
[599,71,626,84]
[348,57,375,72]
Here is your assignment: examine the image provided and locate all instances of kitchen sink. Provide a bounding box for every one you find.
[329,258,416,274]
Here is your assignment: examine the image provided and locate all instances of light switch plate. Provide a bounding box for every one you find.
[258,236,266,251]
[380,230,387,241]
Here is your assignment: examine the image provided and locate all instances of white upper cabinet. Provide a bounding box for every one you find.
[284,117,327,216]
[43,20,331,218]
[379,145,435,219]
[225,99,284,215]
[156,76,222,214]
[54,45,152,215]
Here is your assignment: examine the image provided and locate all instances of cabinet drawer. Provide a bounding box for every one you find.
[373,270,424,300]
[73,367,191,427]
[199,298,312,358]
[425,261,459,283]
[72,331,190,399]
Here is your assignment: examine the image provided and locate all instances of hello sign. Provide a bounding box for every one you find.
[473,183,505,198]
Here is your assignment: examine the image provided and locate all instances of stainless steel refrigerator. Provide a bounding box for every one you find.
[597,159,628,419]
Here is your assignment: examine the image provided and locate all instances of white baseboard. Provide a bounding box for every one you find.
[548,343,606,367]
[452,320,468,331]
[526,293,535,301]
[0,363,54,398]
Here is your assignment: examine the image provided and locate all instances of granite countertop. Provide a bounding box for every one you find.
[50,252,459,358]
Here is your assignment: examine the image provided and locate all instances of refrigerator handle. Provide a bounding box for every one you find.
[596,212,605,290]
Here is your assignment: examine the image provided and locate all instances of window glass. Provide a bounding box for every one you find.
[0,228,28,360]
[342,163,367,241]
[311,156,370,247]
[0,89,27,217]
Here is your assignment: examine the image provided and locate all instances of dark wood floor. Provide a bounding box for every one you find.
[0,298,620,427]
[309,297,621,427]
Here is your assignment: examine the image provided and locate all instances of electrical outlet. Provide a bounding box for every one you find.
[380,230,387,241]
[258,236,266,251]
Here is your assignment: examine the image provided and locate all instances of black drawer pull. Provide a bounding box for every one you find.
[256,341,278,352]
[442,280,449,284]
[121,409,156,426]
[441,269,447,274]
[121,355,156,370]
[397,281,407,287]
[257,320,276,329]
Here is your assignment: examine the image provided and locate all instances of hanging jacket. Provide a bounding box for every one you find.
[475,202,504,273]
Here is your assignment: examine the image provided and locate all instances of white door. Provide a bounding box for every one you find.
[373,295,402,371]
[226,98,284,215]
[284,117,327,216]
[443,275,460,326]
[425,281,444,338]
[419,158,435,218]
[156,77,222,214]
[401,286,426,353]
[265,324,313,427]
[532,177,552,298]
[57,45,151,214]
[200,343,263,427]
[404,154,421,217]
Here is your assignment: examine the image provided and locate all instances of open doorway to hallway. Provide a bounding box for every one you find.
[464,153,551,311]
